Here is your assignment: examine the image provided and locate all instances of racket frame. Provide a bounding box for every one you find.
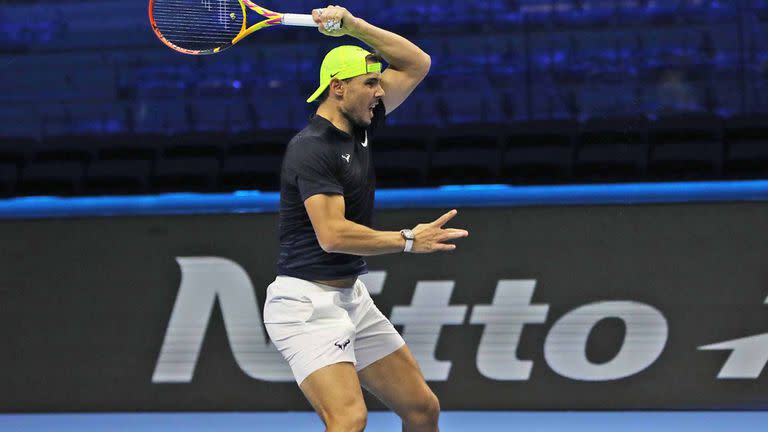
[149,0,315,55]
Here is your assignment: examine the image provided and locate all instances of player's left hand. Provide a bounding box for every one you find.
[312,5,359,37]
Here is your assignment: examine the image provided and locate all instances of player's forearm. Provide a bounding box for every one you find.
[348,18,431,75]
[320,219,405,256]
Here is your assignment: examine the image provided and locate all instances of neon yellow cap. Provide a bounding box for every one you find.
[306,45,383,103]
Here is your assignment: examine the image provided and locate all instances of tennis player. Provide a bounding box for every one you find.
[263,5,468,432]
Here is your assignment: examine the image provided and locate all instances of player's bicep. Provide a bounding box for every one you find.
[304,194,346,251]
[380,66,429,115]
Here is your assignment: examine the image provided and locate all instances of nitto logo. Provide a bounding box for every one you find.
[153,257,671,383]
[698,295,768,379]
[391,279,668,382]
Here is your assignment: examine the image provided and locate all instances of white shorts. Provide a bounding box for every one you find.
[263,275,406,385]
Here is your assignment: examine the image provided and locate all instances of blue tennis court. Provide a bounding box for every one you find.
[2,411,767,431]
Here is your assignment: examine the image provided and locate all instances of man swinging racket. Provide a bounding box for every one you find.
[262,5,469,432]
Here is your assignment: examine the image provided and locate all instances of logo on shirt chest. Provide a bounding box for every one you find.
[341,153,351,163]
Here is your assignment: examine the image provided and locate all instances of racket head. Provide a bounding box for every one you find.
[149,0,246,55]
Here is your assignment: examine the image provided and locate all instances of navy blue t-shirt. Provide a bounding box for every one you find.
[276,102,386,280]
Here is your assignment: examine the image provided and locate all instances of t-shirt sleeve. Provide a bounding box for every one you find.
[285,138,343,201]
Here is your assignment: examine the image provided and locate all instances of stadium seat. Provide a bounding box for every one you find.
[16,137,94,196]
[0,137,24,197]
[151,133,223,192]
[19,161,85,196]
[133,99,187,134]
[386,88,440,127]
[575,115,650,182]
[429,123,504,185]
[84,159,152,196]
[219,130,294,192]
[0,163,18,197]
[648,112,724,180]
[372,126,431,188]
[76,134,159,195]
[502,119,577,184]
[723,114,768,179]
[188,98,255,133]
[0,137,30,169]
[441,90,503,125]
[0,0,763,197]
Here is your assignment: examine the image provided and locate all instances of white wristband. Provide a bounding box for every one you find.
[400,229,415,253]
[403,238,413,253]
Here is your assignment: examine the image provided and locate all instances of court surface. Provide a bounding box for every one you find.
[2,411,766,431]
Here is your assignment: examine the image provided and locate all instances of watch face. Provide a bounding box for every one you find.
[401,229,415,240]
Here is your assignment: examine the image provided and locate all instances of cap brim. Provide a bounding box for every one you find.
[306,83,329,103]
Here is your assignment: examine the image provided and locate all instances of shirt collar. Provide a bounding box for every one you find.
[311,114,361,142]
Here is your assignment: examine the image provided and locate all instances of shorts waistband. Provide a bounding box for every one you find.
[274,276,363,299]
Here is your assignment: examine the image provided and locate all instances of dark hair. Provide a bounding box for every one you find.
[315,86,332,104]
[366,52,384,64]
[314,53,385,104]
[315,78,349,104]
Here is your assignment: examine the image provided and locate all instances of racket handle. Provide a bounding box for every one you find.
[282,14,317,27]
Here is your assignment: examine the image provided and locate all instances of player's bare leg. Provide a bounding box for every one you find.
[358,345,440,432]
[300,362,368,432]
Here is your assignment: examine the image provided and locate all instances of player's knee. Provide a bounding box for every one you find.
[324,405,367,432]
[403,391,440,427]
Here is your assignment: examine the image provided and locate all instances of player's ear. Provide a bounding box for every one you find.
[330,79,344,98]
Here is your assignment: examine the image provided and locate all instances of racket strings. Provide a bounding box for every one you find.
[153,6,241,31]
[152,0,244,51]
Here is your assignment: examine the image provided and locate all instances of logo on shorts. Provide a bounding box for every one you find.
[334,339,351,351]
[341,153,351,163]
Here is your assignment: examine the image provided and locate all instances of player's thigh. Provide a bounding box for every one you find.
[357,344,439,417]
[300,362,367,424]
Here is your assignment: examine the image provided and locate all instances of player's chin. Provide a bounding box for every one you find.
[357,112,373,127]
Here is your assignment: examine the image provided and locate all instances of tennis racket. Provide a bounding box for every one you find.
[149,0,318,55]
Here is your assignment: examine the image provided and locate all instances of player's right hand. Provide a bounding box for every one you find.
[312,5,359,37]
[410,209,469,253]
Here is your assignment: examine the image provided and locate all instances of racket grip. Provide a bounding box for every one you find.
[282,14,317,27]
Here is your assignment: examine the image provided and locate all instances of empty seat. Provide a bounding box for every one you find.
[648,113,724,180]
[0,163,18,196]
[250,87,305,130]
[134,100,187,134]
[429,85,501,125]
[152,133,223,192]
[372,126,430,188]
[19,161,85,196]
[0,137,31,168]
[428,123,503,186]
[723,114,768,179]
[502,119,576,184]
[16,137,95,196]
[188,99,249,133]
[38,135,99,164]
[152,158,219,192]
[88,133,161,195]
[84,159,152,195]
[95,134,161,162]
[575,115,650,182]
[386,92,440,127]
[219,130,293,192]
[0,106,40,137]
